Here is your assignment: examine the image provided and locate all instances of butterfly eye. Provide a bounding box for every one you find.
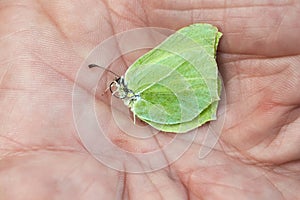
[109,81,117,94]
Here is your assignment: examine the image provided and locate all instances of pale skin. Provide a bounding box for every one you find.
[0,0,300,199]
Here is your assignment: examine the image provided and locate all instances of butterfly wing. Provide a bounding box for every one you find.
[125,23,222,127]
[145,77,222,133]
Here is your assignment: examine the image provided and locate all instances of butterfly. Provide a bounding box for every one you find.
[89,23,222,133]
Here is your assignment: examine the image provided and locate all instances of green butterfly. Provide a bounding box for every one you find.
[90,23,222,133]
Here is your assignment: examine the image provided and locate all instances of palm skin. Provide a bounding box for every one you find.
[0,0,300,199]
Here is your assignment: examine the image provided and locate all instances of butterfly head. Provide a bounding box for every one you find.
[110,76,140,106]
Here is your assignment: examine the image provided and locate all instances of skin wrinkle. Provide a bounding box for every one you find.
[225,80,269,105]
[26,48,93,110]
[37,1,69,42]
[30,52,74,85]
[219,53,300,62]
[265,109,294,150]
[0,146,84,162]
[0,38,41,89]
[79,178,97,198]
[224,149,268,168]
[256,129,284,157]
[0,29,33,43]
[159,169,189,199]
[128,173,162,199]
[120,1,148,25]
[139,0,150,26]
[272,7,289,39]
[152,134,172,173]
[267,107,300,149]
[0,2,37,22]
[189,0,194,24]
[179,170,196,199]
[103,0,134,80]
[248,110,300,164]
[120,172,127,200]
[193,180,249,193]
[264,174,286,199]
[0,64,12,89]
[107,4,143,26]
[153,0,295,11]
[58,154,88,183]
[217,139,278,168]
[1,139,29,156]
[190,166,280,195]
[223,104,278,148]
[220,56,299,83]
[0,32,79,97]
[221,56,300,104]
[218,53,266,64]
[148,179,166,200]
[38,1,111,56]
[277,160,300,177]
[114,163,128,199]
[272,174,300,199]
[239,64,288,79]
[0,87,29,92]
[177,174,190,200]
[55,156,94,199]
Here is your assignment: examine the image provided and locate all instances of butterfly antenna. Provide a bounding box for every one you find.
[88,64,120,77]
[88,64,121,96]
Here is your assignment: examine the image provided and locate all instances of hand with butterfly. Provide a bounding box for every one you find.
[0,0,299,199]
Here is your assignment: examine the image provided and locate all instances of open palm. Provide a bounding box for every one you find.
[1,0,299,199]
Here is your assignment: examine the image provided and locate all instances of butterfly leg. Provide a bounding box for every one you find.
[101,85,111,96]
[133,113,136,124]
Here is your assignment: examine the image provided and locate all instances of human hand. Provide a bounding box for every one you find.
[0,1,299,199]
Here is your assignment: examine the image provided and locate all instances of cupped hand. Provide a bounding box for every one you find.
[0,0,299,199]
